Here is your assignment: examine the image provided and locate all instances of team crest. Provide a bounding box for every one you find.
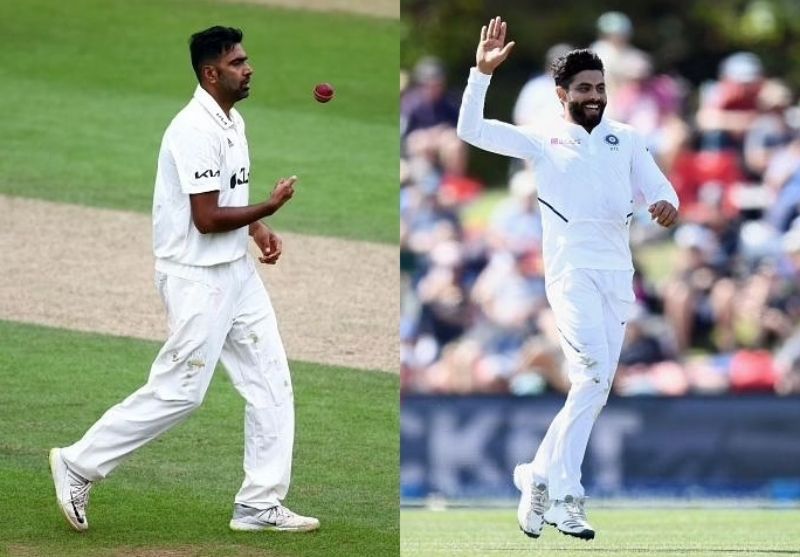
[604,134,619,145]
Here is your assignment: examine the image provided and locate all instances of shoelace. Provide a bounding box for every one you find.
[564,497,588,523]
[263,506,294,523]
[531,484,548,514]
[69,474,92,510]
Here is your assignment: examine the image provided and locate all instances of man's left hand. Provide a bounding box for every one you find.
[252,223,283,264]
[648,200,678,228]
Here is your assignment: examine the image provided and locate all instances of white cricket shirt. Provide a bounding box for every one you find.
[457,68,679,283]
[152,85,251,267]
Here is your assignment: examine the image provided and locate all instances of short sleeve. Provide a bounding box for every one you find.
[169,126,223,195]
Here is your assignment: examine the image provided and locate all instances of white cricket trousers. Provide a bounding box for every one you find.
[530,268,636,500]
[61,255,294,509]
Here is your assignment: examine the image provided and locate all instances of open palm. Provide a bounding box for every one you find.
[476,16,515,74]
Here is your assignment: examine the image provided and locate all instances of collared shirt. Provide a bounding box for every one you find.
[457,67,679,283]
[152,85,251,267]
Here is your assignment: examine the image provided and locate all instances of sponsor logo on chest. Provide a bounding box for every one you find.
[550,137,581,146]
[230,167,249,189]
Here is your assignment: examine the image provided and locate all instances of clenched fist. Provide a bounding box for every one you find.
[648,200,678,228]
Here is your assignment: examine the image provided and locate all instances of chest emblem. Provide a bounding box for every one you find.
[227,138,234,148]
[604,134,620,151]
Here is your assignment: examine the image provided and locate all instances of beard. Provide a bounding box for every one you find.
[232,80,250,101]
[219,74,250,102]
[236,86,250,100]
[567,99,606,130]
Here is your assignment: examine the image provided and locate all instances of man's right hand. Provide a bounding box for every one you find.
[476,16,515,75]
[267,175,297,213]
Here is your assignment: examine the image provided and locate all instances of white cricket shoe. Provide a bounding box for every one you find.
[543,495,595,540]
[512,463,548,538]
[49,448,93,532]
[229,503,320,532]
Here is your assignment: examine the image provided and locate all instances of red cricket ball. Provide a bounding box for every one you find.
[313,82,335,103]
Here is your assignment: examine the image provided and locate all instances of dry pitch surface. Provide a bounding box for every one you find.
[0,195,398,372]
[226,0,398,18]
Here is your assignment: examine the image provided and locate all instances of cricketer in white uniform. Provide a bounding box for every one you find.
[457,17,679,540]
[49,26,319,534]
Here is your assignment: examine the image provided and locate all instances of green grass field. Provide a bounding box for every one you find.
[0,321,398,556]
[401,508,800,556]
[0,0,399,243]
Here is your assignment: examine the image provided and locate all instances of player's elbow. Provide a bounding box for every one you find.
[194,222,212,234]
[455,120,473,143]
[192,213,216,234]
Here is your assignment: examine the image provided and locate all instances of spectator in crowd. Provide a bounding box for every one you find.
[402,57,480,203]
[697,52,765,151]
[763,134,800,232]
[662,223,736,352]
[670,54,766,221]
[611,50,689,173]
[774,224,800,394]
[590,11,646,113]
[402,56,461,139]
[614,309,686,396]
[415,240,471,353]
[486,169,543,253]
[466,246,547,392]
[513,43,574,128]
[744,79,794,177]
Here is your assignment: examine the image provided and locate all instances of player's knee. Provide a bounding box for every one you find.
[153,387,205,411]
[595,386,611,415]
[570,373,612,407]
[186,389,207,410]
[151,347,210,407]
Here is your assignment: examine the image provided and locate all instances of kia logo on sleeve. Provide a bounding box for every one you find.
[194,169,220,179]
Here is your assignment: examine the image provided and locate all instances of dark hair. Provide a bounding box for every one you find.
[189,26,243,82]
[551,49,604,88]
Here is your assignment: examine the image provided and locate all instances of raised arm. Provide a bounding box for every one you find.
[456,17,544,161]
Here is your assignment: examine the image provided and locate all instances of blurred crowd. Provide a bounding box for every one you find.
[400,11,800,397]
